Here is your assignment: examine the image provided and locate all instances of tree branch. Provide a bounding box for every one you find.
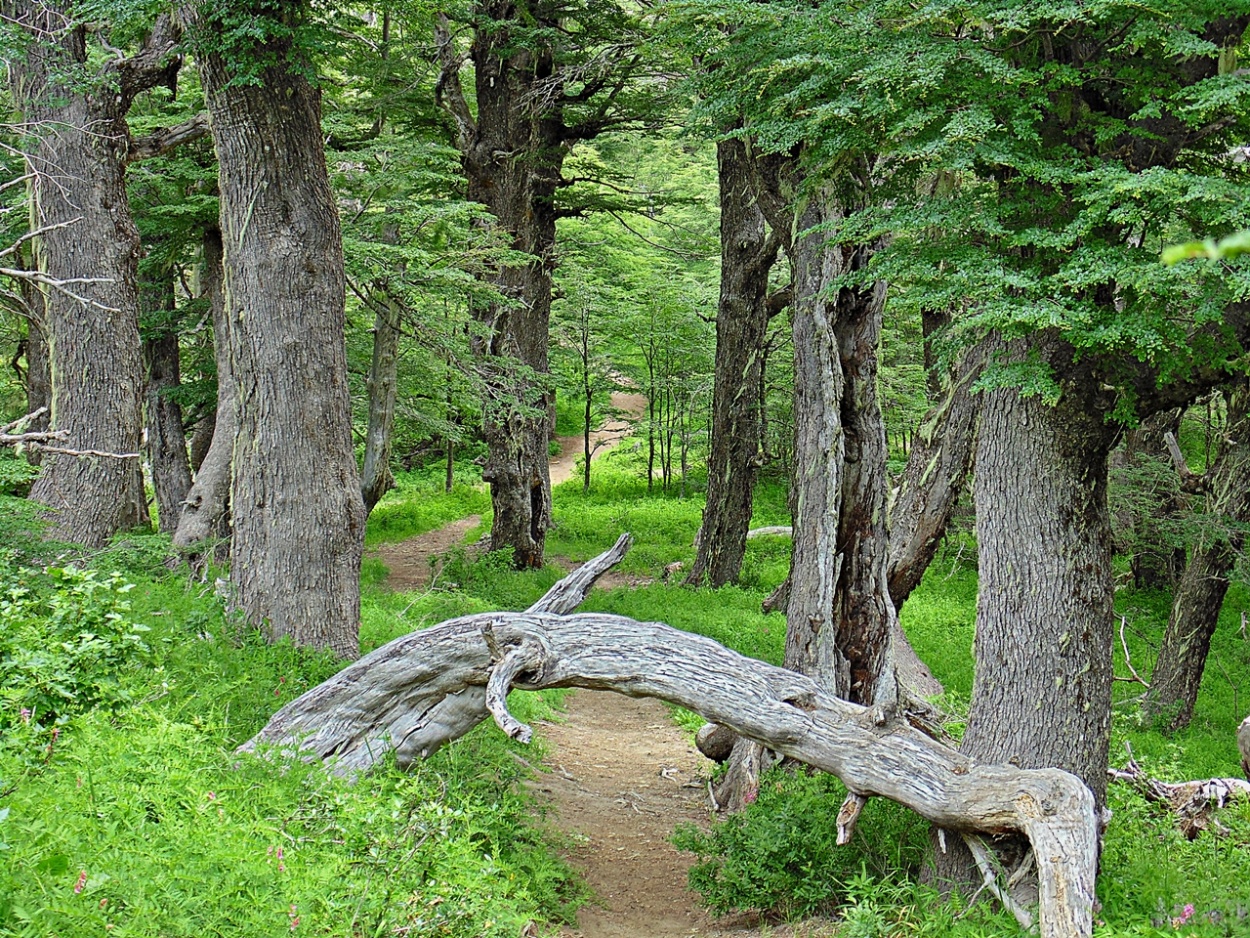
[113,14,182,108]
[434,14,475,155]
[128,112,210,162]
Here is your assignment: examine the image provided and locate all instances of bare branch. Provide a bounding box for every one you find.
[1117,616,1150,688]
[0,266,119,313]
[128,112,210,162]
[1,408,138,459]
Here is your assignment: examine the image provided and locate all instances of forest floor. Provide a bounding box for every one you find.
[371,396,837,938]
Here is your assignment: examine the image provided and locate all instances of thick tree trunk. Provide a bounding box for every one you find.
[173,229,233,550]
[360,294,400,515]
[963,337,1118,807]
[1144,377,1250,731]
[886,340,986,610]
[188,410,215,474]
[686,136,778,587]
[9,1,151,545]
[437,7,562,569]
[197,25,365,657]
[782,189,895,709]
[244,540,1099,938]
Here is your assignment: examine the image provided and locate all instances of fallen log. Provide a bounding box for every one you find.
[243,537,1097,938]
[1109,749,1250,839]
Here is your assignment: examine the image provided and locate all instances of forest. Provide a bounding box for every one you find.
[2,0,1250,936]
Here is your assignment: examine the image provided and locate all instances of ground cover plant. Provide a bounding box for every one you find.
[3,448,1250,937]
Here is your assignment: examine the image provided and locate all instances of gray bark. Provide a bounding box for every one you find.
[173,229,233,550]
[360,294,400,515]
[18,267,50,467]
[244,539,1098,938]
[1144,377,1250,730]
[7,3,176,544]
[886,340,986,610]
[1240,715,1250,780]
[197,17,366,657]
[962,336,1118,808]
[142,269,192,534]
[686,135,779,587]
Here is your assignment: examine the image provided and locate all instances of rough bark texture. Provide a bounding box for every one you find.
[437,9,563,568]
[360,295,400,515]
[197,24,366,657]
[1144,377,1250,731]
[142,265,192,534]
[244,542,1098,938]
[686,136,778,587]
[9,2,163,544]
[781,189,895,709]
[886,341,986,610]
[962,337,1118,808]
[173,229,232,550]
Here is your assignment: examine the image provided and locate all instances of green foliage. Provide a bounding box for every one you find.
[0,553,583,936]
[365,474,490,548]
[0,560,152,744]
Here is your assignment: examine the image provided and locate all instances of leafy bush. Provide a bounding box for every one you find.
[673,766,930,919]
[0,559,152,739]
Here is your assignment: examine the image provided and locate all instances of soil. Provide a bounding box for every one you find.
[371,391,834,936]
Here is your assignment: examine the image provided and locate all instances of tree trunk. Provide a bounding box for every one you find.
[18,268,50,467]
[173,229,233,550]
[962,337,1118,807]
[144,329,193,534]
[9,1,152,545]
[188,410,215,474]
[686,136,779,587]
[197,21,366,657]
[886,340,986,610]
[437,7,563,568]
[1111,408,1187,589]
[782,188,895,709]
[360,293,400,515]
[243,538,1100,938]
[1144,376,1250,731]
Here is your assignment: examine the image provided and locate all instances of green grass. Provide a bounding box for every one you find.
[7,471,1250,938]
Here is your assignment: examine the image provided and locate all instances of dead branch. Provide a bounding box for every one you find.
[1163,430,1207,494]
[1117,616,1150,687]
[243,536,1098,938]
[1109,744,1250,839]
[128,112,210,162]
[1,408,138,458]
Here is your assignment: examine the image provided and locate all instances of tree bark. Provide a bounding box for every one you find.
[886,340,986,610]
[243,541,1099,938]
[686,136,779,587]
[962,337,1118,807]
[436,8,562,568]
[196,18,366,657]
[8,1,166,544]
[173,228,233,550]
[360,293,400,515]
[1144,377,1250,731]
[782,188,895,709]
[142,270,192,534]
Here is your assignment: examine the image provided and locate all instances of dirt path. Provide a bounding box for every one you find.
[535,693,833,938]
[549,391,649,488]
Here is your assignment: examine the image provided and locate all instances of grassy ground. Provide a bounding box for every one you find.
[3,448,1249,936]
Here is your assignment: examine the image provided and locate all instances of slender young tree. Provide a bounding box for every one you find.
[190,1,366,657]
[686,134,781,587]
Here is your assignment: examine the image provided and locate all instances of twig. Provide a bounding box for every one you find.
[961,834,1036,930]
[1118,616,1150,688]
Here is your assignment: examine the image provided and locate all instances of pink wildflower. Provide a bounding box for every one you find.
[74,871,87,894]
[19,708,30,723]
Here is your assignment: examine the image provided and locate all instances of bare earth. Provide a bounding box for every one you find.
[371,392,833,937]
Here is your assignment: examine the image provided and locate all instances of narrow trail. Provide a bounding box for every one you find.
[370,392,827,937]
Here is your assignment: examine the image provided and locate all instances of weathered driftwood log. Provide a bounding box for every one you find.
[243,538,1097,938]
[1110,751,1250,839]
